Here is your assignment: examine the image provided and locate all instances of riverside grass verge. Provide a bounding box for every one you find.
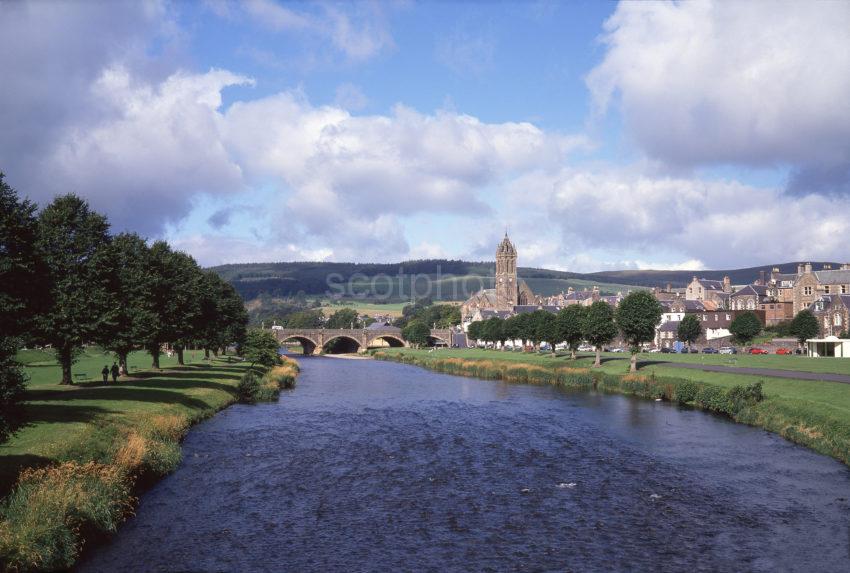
[0,353,300,572]
[372,349,850,469]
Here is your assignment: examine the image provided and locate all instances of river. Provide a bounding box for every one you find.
[78,355,850,572]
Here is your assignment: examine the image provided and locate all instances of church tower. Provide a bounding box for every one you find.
[495,233,518,309]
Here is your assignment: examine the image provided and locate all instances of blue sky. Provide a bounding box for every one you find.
[1,1,848,271]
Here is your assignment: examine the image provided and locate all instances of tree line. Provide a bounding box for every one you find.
[467,291,663,371]
[0,174,248,441]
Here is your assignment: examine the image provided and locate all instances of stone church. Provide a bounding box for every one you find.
[460,234,538,323]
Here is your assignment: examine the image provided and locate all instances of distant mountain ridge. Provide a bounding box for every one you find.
[209,260,841,301]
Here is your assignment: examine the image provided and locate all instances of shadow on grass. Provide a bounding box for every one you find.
[0,453,54,498]
[23,402,116,424]
[637,360,673,369]
[132,371,241,382]
[24,385,226,410]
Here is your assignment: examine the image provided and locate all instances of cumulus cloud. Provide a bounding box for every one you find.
[587,1,850,194]
[528,168,850,269]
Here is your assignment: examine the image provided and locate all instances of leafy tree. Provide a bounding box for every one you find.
[242,329,280,369]
[0,173,48,339]
[583,301,618,367]
[677,314,702,349]
[191,271,247,362]
[536,312,561,356]
[615,291,663,372]
[789,309,820,347]
[482,317,505,349]
[98,233,155,374]
[0,338,26,443]
[729,311,762,346]
[326,308,361,329]
[36,195,115,384]
[502,315,522,351]
[0,174,47,438]
[284,309,324,328]
[557,305,586,359]
[526,310,551,350]
[143,242,202,368]
[467,320,483,345]
[402,319,430,348]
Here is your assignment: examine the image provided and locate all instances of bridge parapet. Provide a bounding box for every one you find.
[272,327,455,355]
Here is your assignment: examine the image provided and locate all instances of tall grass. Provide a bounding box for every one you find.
[0,359,301,572]
[372,350,850,467]
[238,357,300,403]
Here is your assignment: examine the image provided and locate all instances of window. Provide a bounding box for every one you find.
[825,286,831,294]
[804,286,813,296]
[726,314,731,321]
[714,315,719,321]
[702,314,707,321]
[842,285,848,294]
[836,314,843,327]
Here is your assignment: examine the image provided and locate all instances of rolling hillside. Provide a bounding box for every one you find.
[208,259,840,302]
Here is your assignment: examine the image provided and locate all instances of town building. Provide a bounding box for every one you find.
[685,276,732,307]
[769,263,850,316]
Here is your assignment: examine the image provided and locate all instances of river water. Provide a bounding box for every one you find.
[79,356,850,572]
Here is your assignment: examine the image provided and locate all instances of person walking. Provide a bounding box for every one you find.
[111,362,120,383]
[101,365,109,384]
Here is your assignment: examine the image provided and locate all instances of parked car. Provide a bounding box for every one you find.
[719,346,737,354]
[748,347,768,355]
[775,348,793,355]
[578,344,594,352]
[660,347,671,353]
[609,347,625,353]
[648,348,661,353]
[702,347,718,354]
[689,347,699,354]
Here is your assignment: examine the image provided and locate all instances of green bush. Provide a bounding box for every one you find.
[674,381,699,404]
[237,372,261,403]
[695,385,732,415]
[726,381,764,414]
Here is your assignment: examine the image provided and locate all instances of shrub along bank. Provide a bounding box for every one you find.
[372,350,850,467]
[0,356,299,572]
[237,357,300,403]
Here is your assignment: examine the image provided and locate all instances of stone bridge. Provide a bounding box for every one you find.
[271,327,455,355]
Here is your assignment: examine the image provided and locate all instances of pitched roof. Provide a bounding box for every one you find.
[814,270,850,285]
[659,320,680,332]
[731,284,768,297]
[698,279,725,291]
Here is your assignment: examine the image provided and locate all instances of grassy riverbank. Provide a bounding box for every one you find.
[0,349,299,572]
[374,348,850,468]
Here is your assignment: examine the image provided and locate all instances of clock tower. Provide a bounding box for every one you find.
[495,233,518,310]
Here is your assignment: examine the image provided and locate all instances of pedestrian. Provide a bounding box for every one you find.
[101,365,109,384]
[111,362,120,383]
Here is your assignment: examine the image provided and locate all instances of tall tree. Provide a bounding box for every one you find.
[536,312,561,356]
[143,242,202,368]
[502,315,521,351]
[402,320,430,348]
[483,317,505,349]
[789,309,819,348]
[0,173,46,439]
[36,195,115,384]
[677,314,702,349]
[467,320,483,345]
[615,291,662,372]
[326,308,361,329]
[0,173,48,339]
[583,301,618,367]
[526,310,551,350]
[729,311,762,347]
[557,305,586,359]
[98,233,155,374]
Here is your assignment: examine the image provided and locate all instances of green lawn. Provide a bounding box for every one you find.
[380,347,850,418]
[1,349,250,497]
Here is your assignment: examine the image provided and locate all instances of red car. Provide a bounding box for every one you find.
[775,348,793,355]
[748,348,768,355]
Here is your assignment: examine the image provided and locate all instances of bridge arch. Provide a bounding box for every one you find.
[322,334,363,354]
[279,335,319,356]
[367,334,406,348]
[427,334,450,347]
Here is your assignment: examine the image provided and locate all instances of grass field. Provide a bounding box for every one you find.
[2,349,249,497]
[0,349,261,570]
[378,347,850,429]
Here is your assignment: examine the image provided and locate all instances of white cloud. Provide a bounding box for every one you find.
[334,83,369,111]
[533,168,850,269]
[587,0,850,192]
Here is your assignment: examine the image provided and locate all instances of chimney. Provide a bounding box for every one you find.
[797,264,805,275]
[692,275,698,283]
[723,276,731,293]
[759,270,766,286]
[666,282,672,292]
[805,262,812,274]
